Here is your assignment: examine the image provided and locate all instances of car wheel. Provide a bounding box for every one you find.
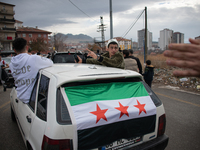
[11,106,16,122]
[27,142,33,150]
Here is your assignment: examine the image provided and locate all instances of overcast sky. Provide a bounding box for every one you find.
[2,0,200,43]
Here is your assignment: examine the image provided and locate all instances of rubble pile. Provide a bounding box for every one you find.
[153,67,200,93]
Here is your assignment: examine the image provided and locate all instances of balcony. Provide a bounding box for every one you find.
[0,18,15,23]
[0,27,16,32]
[0,36,15,42]
[0,9,15,15]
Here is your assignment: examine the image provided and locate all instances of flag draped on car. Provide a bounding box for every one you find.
[65,81,157,149]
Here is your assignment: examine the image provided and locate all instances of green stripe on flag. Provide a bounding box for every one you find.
[65,82,149,106]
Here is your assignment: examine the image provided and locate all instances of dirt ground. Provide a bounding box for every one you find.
[153,67,200,94]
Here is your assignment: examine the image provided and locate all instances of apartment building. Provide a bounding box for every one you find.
[159,28,173,50]
[0,2,15,54]
[195,36,200,40]
[172,32,184,43]
[137,29,152,50]
[16,26,52,45]
[15,20,23,29]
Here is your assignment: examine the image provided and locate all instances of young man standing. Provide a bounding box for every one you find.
[10,38,53,103]
[122,49,138,72]
[77,39,125,69]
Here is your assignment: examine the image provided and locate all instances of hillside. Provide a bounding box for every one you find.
[56,33,94,43]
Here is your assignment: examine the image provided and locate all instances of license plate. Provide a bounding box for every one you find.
[102,136,142,150]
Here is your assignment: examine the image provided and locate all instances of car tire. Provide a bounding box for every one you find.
[11,106,16,122]
[27,142,33,150]
[4,86,6,92]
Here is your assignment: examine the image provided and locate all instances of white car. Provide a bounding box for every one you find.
[10,64,169,150]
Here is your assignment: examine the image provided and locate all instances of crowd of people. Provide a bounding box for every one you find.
[1,37,200,101]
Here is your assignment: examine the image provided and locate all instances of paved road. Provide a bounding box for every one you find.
[0,84,200,150]
[152,85,200,150]
[0,87,26,150]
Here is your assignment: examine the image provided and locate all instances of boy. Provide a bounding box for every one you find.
[143,60,154,87]
[77,39,125,69]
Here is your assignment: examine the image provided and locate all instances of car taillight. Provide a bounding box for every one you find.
[42,135,73,150]
[157,114,166,137]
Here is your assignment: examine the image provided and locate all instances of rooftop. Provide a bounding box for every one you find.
[0,2,15,6]
[17,27,52,34]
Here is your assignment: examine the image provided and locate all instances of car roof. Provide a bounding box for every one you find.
[42,64,142,86]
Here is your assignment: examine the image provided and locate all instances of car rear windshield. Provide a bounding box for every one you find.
[53,53,83,63]
[57,77,162,124]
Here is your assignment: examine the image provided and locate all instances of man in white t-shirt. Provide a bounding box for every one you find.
[10,38,53,103]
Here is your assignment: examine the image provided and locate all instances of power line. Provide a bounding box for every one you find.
[68,0,98,22]
[121,9,145,38]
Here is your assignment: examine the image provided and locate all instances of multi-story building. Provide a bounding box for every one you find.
[14,20,23,29]
[16,26,52,47]
[159,28,173,50]
[132,41,138,50]
[0,2,15,54]
[195,36,200,40]
[172,32,184,43]
[105,37,132,50]
[137,29,152,50]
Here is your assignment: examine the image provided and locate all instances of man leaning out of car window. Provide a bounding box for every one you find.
[76,39,125,69]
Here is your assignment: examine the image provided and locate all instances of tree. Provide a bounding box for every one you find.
[50,33,68,52]
[29,37,49,53]
[87,43,101,53]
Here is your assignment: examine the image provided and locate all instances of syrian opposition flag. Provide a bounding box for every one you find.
[65,82,157,150]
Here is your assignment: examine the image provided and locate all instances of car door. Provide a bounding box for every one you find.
[28,72,51,150]
[16,98,36,143]
[16,73,39,144]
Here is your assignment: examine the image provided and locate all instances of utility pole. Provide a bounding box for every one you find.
[109,0,113,39]
[99,16,106,48]
[97,16,106,52]
[144,6,148,63]
[54,33,56,51]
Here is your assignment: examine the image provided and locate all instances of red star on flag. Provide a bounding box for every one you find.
[115,102,129,118]
[134,100,147,115]
[90,104,108,123]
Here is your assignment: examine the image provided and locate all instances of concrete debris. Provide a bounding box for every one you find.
[153,67,200,93]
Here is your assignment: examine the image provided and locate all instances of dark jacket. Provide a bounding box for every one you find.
[129,56,142,74]
[142,65,154,81]
[86,51,125,69]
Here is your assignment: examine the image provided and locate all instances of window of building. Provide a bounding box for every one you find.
[29,34,32,37]
[18,34,21,38]
[23,34,26,37]
[29,41,32,44]
[3,6,5,10]
[44,41,47,44]
[38,34,41,37]
[43,34,46,38]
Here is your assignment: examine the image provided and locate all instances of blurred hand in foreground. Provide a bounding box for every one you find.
[163,38,200,77]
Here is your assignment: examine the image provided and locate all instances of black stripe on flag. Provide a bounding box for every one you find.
[78,115,156,150]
